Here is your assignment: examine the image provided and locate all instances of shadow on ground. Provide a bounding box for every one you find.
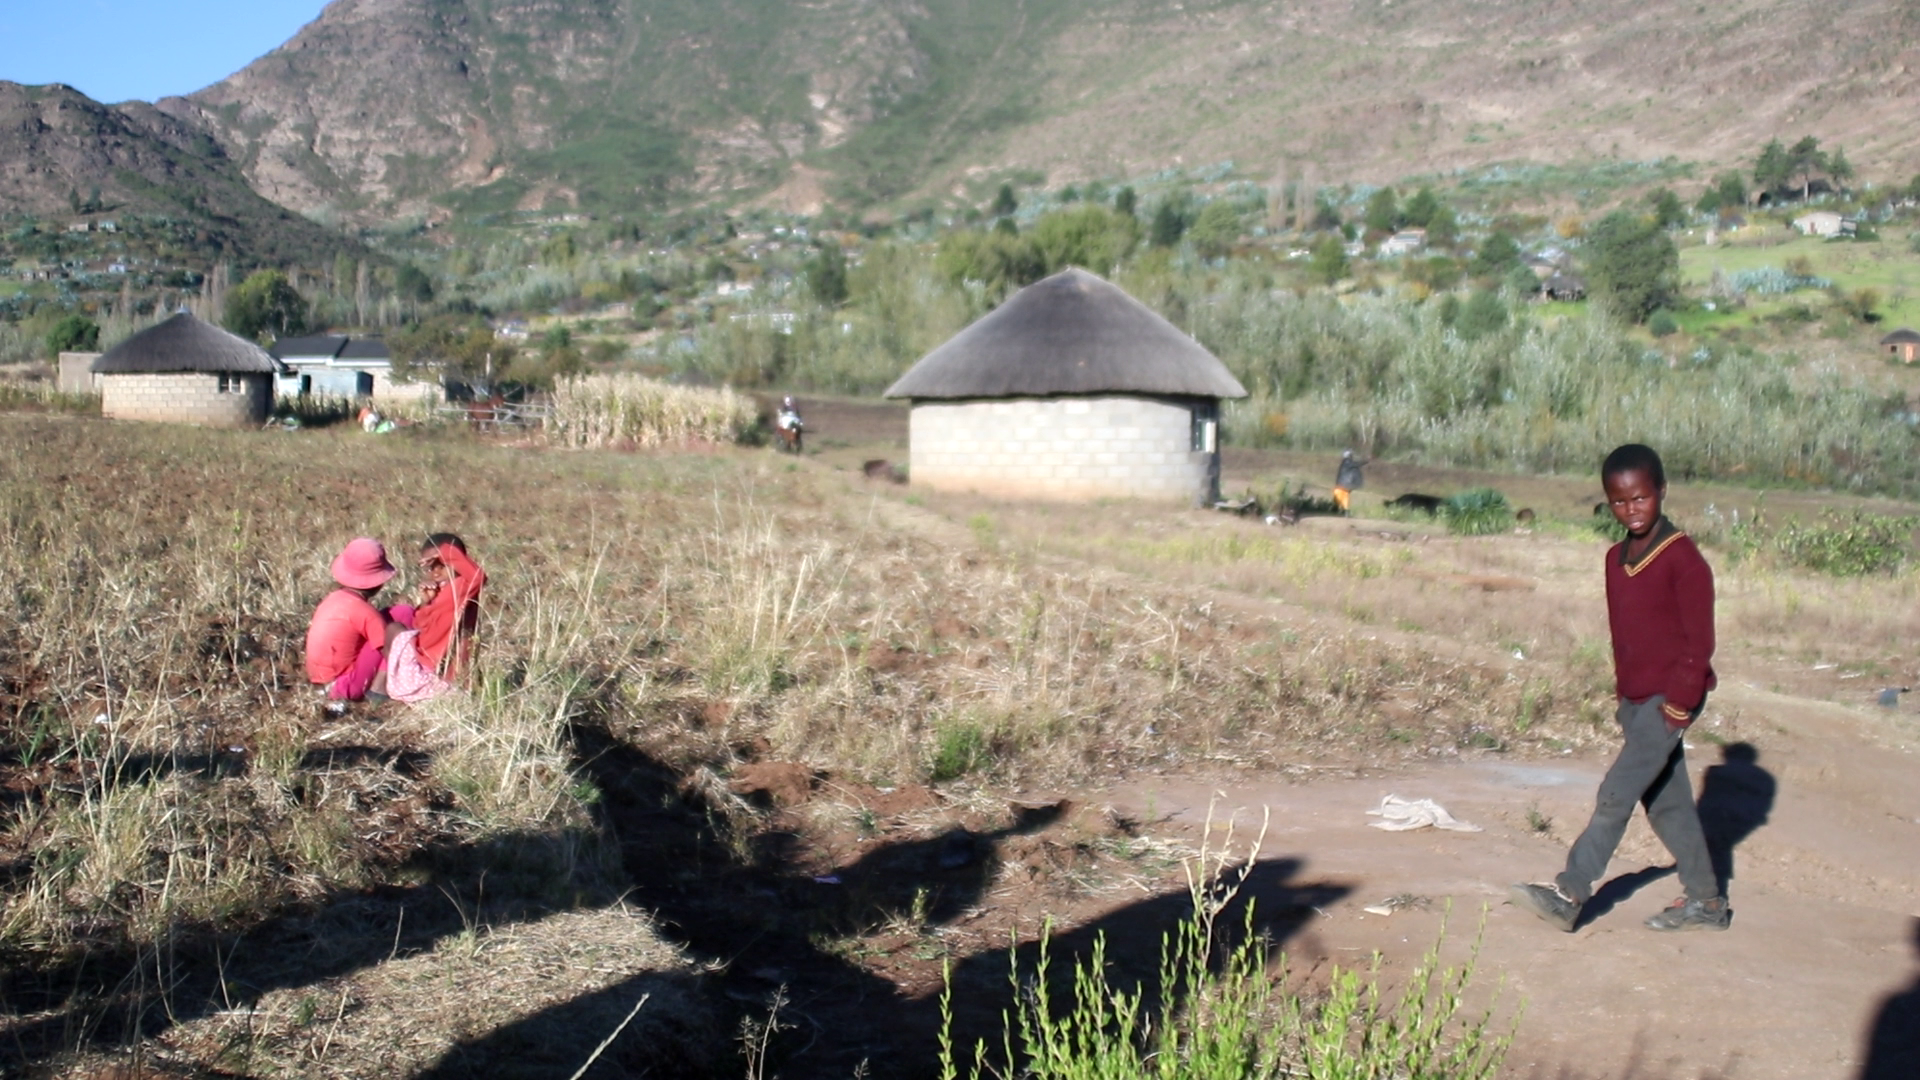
[0,685,1349,1079]
[1575,740,1778,931]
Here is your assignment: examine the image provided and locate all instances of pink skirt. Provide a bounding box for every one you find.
[386,628,453,704]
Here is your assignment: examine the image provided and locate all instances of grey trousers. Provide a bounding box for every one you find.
[1556,695,1720,904]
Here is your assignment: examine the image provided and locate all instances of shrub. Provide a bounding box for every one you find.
[930,721,989,782]
[1648,310,1679,337]
[939,828,1512,1080]
[1730,511,1919,576]
[1443,488,1512,535]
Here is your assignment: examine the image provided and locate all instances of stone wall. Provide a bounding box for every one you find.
[908,395,1219,503]
[102,372,271,428]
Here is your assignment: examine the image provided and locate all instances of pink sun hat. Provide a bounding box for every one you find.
[330,537,397,590]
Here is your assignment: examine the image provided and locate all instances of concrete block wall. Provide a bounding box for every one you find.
[57,352,103,395]
[909,395,1216,503]
[102,373,270,428]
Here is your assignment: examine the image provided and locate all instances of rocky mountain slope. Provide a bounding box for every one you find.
[16,0,1920,228]
[0,82,366,263]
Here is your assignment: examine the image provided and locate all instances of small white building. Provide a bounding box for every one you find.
[1377,228,1428,257]
[92,313,282,428]
[270,334,437,402]
[884,268,1247,504]
[1792,211,1846,237]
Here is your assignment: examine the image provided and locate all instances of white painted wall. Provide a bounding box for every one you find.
[908,395,1218,503]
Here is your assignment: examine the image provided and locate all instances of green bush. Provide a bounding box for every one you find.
[1729,511,1919,576]
[1648,310,1679,338]
[930,721,989,782]
[1443,488,1512,535]
[939,903,1511,1080]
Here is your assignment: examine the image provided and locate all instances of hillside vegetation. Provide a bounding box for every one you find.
[127,0,1920,223]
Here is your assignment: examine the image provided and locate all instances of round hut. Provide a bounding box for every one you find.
[92,312,283,428]
[884,268,1247,503]
[1881,327,1920,364]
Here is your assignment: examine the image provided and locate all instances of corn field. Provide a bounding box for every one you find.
[545,373,757,449]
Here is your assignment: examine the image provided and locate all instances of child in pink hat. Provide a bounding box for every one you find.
[305,538,400,701]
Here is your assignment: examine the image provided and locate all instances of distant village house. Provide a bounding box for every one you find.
[1881,328,1920,364]
[270,334,437,402]
[1376,229,1427,258]
[1792,211,1847,238]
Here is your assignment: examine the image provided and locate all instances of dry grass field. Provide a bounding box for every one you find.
[1,405,1916,1078]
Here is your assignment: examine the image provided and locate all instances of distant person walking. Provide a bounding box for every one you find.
[1332,449,1367,513]
[1511,444,1730,932]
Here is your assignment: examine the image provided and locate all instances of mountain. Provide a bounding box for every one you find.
[24,0,1920,229]
[0,82,367,264]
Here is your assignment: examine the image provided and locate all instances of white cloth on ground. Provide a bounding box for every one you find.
[1366,793,1482,832]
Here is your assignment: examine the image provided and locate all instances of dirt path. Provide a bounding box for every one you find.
[786,414,1920,1079]
[1085,685,1920,1080]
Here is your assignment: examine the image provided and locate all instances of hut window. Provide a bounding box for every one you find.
[217,374,236,393]
[1190,403,1218,453]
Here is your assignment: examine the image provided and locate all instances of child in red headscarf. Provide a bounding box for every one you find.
[412,533,486,677]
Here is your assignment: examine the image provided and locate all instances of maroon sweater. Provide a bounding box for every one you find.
[1605,518,1717,723]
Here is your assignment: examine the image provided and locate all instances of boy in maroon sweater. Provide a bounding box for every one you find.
[1511,444,1730,932]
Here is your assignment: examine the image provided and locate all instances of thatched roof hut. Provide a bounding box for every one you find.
[92,313,282,427]
[885,268,1245,401]
[883,268,1245,503]
[94,312,282,375]
[1881,327,1920,363]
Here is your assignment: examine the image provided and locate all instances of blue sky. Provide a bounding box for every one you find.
[0,1,330,103]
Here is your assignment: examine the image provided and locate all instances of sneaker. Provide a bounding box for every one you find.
[1644,895,1730,932]
[1508,882,1581,932]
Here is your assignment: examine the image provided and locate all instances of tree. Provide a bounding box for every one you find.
[1114,186,1137,218]
[1827,146,1854,195]
[1363,187,1399,235]
[1425,205,1460,248]
[1716,171,1747,211]
[394,263,434,303]
[1789,135,1827,203]
[1027,205,1141,274]
[1186,202,1243,259]
[1585,210,1679,323]
[1470,232,1523,278]
[1697,171,1749,216]
[1149,199,1188,248]
[1455,289,1509,340]
[1649,188,1686,230]
[223,269,309,342]
[991,183,1019,218]
[1753,138,1791,199]
[1310,194,1344,232]
[47,314,100,354]
[1307,233,1349,285]
[934,228,1045,296]
[390,314,513,385]
[1401,187,1441,230]
[804,242,849,306]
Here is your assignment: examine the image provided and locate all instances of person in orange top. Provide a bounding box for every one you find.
[305,537,398,701]
[412,533,486,676]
